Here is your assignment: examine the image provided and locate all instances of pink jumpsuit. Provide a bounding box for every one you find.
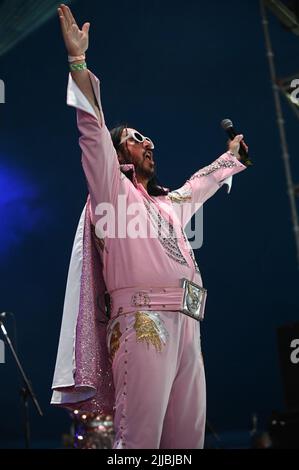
[67,71,246,449]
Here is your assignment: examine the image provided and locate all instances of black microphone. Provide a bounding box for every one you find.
[221,119,253,166]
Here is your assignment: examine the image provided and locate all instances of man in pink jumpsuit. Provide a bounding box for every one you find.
[53,4,248,449]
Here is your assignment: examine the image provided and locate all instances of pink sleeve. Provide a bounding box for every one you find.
[67,71,121,224]
[168,152,247,227]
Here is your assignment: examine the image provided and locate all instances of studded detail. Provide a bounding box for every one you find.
[131,291,151,308]
[168,186,192,204]
[188,157,238,181]
[143,199,189,266]
[181,228,201,274]
[189,247,200,273]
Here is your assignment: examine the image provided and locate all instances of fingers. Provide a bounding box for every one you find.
[66,4,78,27]
[236,135,249,153]
[239,136,249,152]
[58,4,88,37]
[57,6,64,22]
[234,134,243,142]
[58,5,69,31]
[82,22,90,34]
[60,4,73,29]
[228,134,249,156]
[57,7,68,37]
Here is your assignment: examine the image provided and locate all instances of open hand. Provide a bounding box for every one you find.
[57,4,90,56]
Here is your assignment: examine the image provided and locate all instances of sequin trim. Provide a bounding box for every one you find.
[189,247,200,273]
[181,228,201,274]
[133,311,169,353]
[168,186,192,204]
[188,157,237,181]
[143,199,189,267]
[91,224,105,252]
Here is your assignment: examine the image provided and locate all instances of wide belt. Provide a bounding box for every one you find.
[109,278,207,322]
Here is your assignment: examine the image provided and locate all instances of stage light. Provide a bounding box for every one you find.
[0,163,44,257]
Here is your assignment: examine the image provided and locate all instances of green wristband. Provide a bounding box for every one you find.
[69,62,87,72]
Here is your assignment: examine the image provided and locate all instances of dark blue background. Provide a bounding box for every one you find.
[1,0,299,447]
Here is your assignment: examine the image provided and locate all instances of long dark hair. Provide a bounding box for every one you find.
[109,124,169,197]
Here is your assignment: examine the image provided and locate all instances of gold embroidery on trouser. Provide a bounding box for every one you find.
[133,311,163,352]
[110,322,122,361]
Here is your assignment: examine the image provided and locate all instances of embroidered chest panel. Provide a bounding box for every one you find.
[180,228,201,274]
[143,198,189,267]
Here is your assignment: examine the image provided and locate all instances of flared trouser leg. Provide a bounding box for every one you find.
[109,310,206,449]
[159,320,206,449]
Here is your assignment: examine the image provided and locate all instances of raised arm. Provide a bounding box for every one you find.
[58,4,122,223]
[168,135,248,227]
[58,4,101,121]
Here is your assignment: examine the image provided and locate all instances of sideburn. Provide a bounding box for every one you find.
[118,143,133,165]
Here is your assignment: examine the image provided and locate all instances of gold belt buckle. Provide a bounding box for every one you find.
[181,278,207,321]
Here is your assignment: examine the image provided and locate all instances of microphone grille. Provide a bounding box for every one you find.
[221,119,233,130]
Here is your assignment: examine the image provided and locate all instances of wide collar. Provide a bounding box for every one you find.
[120,163,139,188]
